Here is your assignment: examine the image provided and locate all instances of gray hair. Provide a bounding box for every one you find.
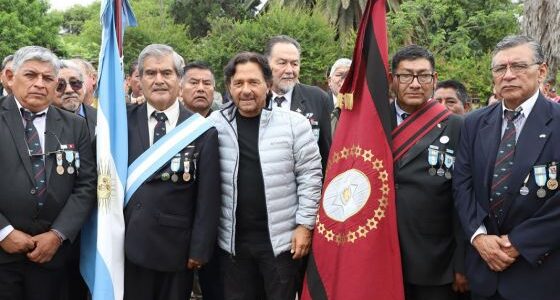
[11,46,60,74]
[492,35,545,65]
[59,60,85,81]
[264,35,302,58]
[138,44,185,78]
[1,55,14,71]
[329,58,352,77]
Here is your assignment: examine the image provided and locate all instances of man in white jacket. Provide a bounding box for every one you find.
[209,52,322,300]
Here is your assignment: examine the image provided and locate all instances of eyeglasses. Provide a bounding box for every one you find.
[395,73,434,84]
[490,62,541,77]
[56,79,83,93]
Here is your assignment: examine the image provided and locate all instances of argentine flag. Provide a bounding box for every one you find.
[80,1,136,299]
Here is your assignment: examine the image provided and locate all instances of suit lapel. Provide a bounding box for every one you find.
[290,84,307,115]
[136,103,150,151]
[1,97,35,182]
[501,95,552,219]
[397,120,447,169]
[477,105,502,209]
[45,107,63,184]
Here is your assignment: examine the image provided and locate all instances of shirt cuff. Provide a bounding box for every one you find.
[0,225,15,242]
[470,224,487,244]
[50,229,67,243]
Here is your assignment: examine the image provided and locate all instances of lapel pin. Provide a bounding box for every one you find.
[296,108,302,113]
[437,123,441,128]
[439,136,449,144]
[539,134,546,139]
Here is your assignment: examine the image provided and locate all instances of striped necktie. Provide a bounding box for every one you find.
[489,109,521,222]
[21,108,47,206]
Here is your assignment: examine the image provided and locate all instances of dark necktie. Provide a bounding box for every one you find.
[21,108,47,206]
[489,109,521,221]
[274,96,286,108]
[152,111,168,144]
[401,112,410,120]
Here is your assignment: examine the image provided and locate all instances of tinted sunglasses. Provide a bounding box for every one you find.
[56,79,83,93]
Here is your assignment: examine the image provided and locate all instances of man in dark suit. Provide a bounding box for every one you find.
[265,35,332,171]
[52,59,96,300]
[123,44,221,300]
[389,45,467,300]
[53,60,96,142]
[0,46,96,300]
[454,35,560,300]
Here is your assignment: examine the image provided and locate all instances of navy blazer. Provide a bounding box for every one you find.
[453,93,560,299]
[124,103,221,272]
[0,96,96,268]
[291,83,332,171]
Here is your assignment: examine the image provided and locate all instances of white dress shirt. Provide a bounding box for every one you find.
[271,88,294,110]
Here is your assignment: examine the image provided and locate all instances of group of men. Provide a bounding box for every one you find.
[0,33,558,300]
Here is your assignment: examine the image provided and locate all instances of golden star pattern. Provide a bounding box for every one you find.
[318,145,391,245]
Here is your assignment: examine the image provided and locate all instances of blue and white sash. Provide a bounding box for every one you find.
[125,113,212,205]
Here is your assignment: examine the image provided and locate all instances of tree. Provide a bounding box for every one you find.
[170,0,261,38]
[388,0,521,99]
[62,0,194,70]
[194,4,353,90]
[522,0,560,81]
[0,0,62,59]
[58,4,99,35]
[314,0,367,40]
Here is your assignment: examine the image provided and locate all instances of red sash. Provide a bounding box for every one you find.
[392,100,451,162]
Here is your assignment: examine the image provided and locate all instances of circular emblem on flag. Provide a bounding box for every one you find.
[323,169,371,222]
[97,159,113,210]
[316,145,390,244]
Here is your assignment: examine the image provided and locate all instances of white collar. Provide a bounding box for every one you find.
[14,97,49,116]
[501,89,539,118]
[146,99,180,121]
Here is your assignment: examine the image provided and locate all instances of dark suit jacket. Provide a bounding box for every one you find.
[82,104,97,143]
[453,94,560,300]
[392,104,465,286]
[0,96,96,268]
[291,83,332,171]
[124,103,221,272]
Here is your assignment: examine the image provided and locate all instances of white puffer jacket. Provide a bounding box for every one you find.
[209,101,322,256]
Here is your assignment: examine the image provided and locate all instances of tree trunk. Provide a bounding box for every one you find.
[522,0,560,81]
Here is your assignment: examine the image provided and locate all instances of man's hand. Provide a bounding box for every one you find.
[500,235,520,259]
[472,234,515,272]
[0,230,35,254]
[451,272,469,293]
[26,231,61,264]
[291,225,312,259]
[187,258,204,270]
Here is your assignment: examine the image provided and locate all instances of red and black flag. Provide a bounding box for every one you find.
[302,0,404,299]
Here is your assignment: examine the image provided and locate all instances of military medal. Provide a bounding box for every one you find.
[519,173,530,196]
[161,172,170,181]
[65,150,75,174]
[428,145,439,176]
[170,154,181,182]
[56,152,64,175]
[192,153,198,181]
[183,157,191,182]
[436,152,445,176]
[534,165,547,198]
[547,162,558,190]
[74,152,80,175]
[444,149,454,179]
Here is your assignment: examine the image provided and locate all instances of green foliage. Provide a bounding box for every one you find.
[170,0,261,38]
[195,4,351,90]
[58,4,99,35]
[387,0,521,99]
[0,0,62,59]
[61,0,194,71]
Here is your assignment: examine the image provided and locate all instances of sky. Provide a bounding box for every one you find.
[48,0,98,11]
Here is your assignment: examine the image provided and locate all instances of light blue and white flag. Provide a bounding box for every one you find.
[80,1,136,299]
